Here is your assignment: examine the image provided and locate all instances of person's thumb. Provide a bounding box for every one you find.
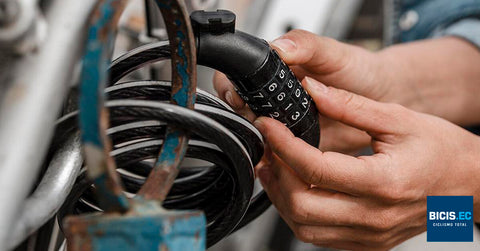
[271,29,361,75]
[303,77,410,135]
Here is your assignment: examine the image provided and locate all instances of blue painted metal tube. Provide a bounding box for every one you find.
[78,0,198,211]
[64,202,206,251]
[69,0,205,248]
[78,0,130,212]
[136,0,197,202]
[78,0,197,210]
[76,0,201,247]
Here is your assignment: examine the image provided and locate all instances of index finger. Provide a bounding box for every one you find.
[254,117,387,196]
[212,71,245,109]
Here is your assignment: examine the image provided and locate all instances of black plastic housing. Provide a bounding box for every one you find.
[191,10,320,147]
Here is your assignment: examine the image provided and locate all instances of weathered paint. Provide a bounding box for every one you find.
[77,0,130,213]
[68,0,206,249]
[135,0,198,202]
[153,0,197,172]
[65,207,206,251]
[93,173,130,211]
[79,0,121,147]
[155,130,181,167]
[137,129,188,201]
[171,28,193,107]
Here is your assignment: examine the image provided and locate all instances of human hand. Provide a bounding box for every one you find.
[213,31,480,153]
[213,30,385,153]
[253,77,480,250]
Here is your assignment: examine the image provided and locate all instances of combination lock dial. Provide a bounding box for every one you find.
[191,10,320,147]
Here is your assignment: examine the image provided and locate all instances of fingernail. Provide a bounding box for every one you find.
[272,38,296,53]
[305,77,328,94]
[257,165,271,185]
[253,118,264,132]
[225,91,235,107]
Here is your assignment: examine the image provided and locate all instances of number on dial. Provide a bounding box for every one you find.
[261,102,273,108]
[268,83,278,92]
[269,112,280,118]
[253,92,264,98]
[295,89,301,98]
[291,111,301,121]
[301,97,308,109]
[287,79,294,89]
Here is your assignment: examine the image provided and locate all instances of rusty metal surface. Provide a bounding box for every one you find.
[78,0,197,210]
[78,0,130,213]
[67,0,204,250]
[64,203,206,251]
[137,0,197,202]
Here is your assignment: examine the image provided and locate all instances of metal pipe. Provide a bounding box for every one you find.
[0,0,96,248]
[8,133,82,249]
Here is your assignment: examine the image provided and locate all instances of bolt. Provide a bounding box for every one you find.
[0,0,19,26]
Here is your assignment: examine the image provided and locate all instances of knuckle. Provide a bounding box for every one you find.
[365,231,393,246]
[386,103,413,121]
[371,222,392,232]
[307,168,321,185]
[338,89,364,113]
[287,196,310,223]
[294,225,316,243]
[379,180,409,203]
[297,161,322,185]
[339,89,355,106]
[333,89,364,121]
[411,215,427,229]
[368,209,397,231]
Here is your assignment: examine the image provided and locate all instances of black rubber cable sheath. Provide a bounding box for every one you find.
[57,42,272,246]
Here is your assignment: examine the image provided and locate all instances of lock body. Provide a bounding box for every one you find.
[234,49,319,146]
[191,10,320,147]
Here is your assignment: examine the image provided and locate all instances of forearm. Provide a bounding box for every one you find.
[377,37,480,126]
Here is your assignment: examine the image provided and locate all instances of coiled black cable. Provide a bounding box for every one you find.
[58,42,271,246]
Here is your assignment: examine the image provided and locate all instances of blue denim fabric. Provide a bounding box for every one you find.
[393,0,480,46]
[432,18,480,49]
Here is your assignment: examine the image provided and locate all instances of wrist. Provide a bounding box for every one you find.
[372,49,413,104]
[437,129,480,223]
[375,38,480,125]
[452,130,480,223]
[469,135,480,223]
[374,45,438,112]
